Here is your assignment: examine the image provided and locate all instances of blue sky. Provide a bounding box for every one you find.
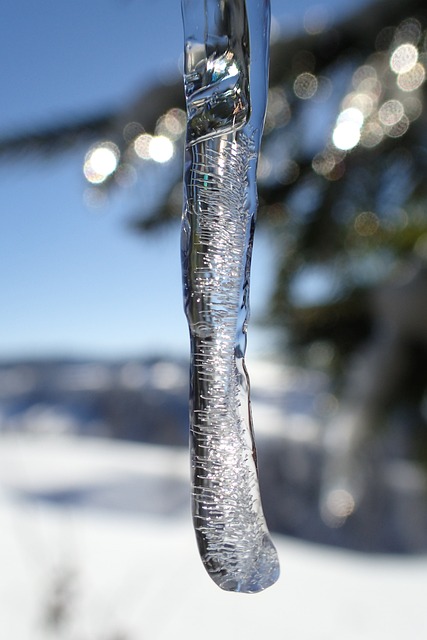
[0,0,369,360]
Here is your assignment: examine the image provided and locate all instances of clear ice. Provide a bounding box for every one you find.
[181,0,279,593]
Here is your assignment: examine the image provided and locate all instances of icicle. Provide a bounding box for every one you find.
[181,0,279,593]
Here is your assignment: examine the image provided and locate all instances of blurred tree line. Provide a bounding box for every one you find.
[2,0,427,466]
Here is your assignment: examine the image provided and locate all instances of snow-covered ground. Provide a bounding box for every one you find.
[0,434,426,640]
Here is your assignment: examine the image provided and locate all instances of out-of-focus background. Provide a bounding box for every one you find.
[1,0,427,638]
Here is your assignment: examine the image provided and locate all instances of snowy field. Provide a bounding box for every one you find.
[0,434,426,640]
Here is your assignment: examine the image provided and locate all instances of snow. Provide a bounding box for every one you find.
[0,434,426,640]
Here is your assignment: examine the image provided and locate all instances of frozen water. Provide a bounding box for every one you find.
[181,0,279,592]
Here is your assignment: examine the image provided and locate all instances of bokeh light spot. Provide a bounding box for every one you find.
[323,489,356,528]
[279,160,300,185]
[397,62,425,91]
[378,99,404,126]
[354,211,379,236]
[114,163,137,188]
[155,108,186,140]
[385,114,409,138]
[257,154,272,181]
[360,121,384,148]
[357,76,382,99]
[403,96,422,121]
[394,18,422,47]
[293,72,318,99]
[266,87,291,130]
[123,121,144,143]
[342,91,374,117]
[312,150,336,176]
[332,108,364,150]
[83,142,120,184]
[303,5,329,35]
[352,64,377,89]
[134,133,153,160]
[390,43,418,74]
[148,135,174,163]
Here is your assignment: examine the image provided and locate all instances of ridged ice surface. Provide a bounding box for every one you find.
[181,0,279,593]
